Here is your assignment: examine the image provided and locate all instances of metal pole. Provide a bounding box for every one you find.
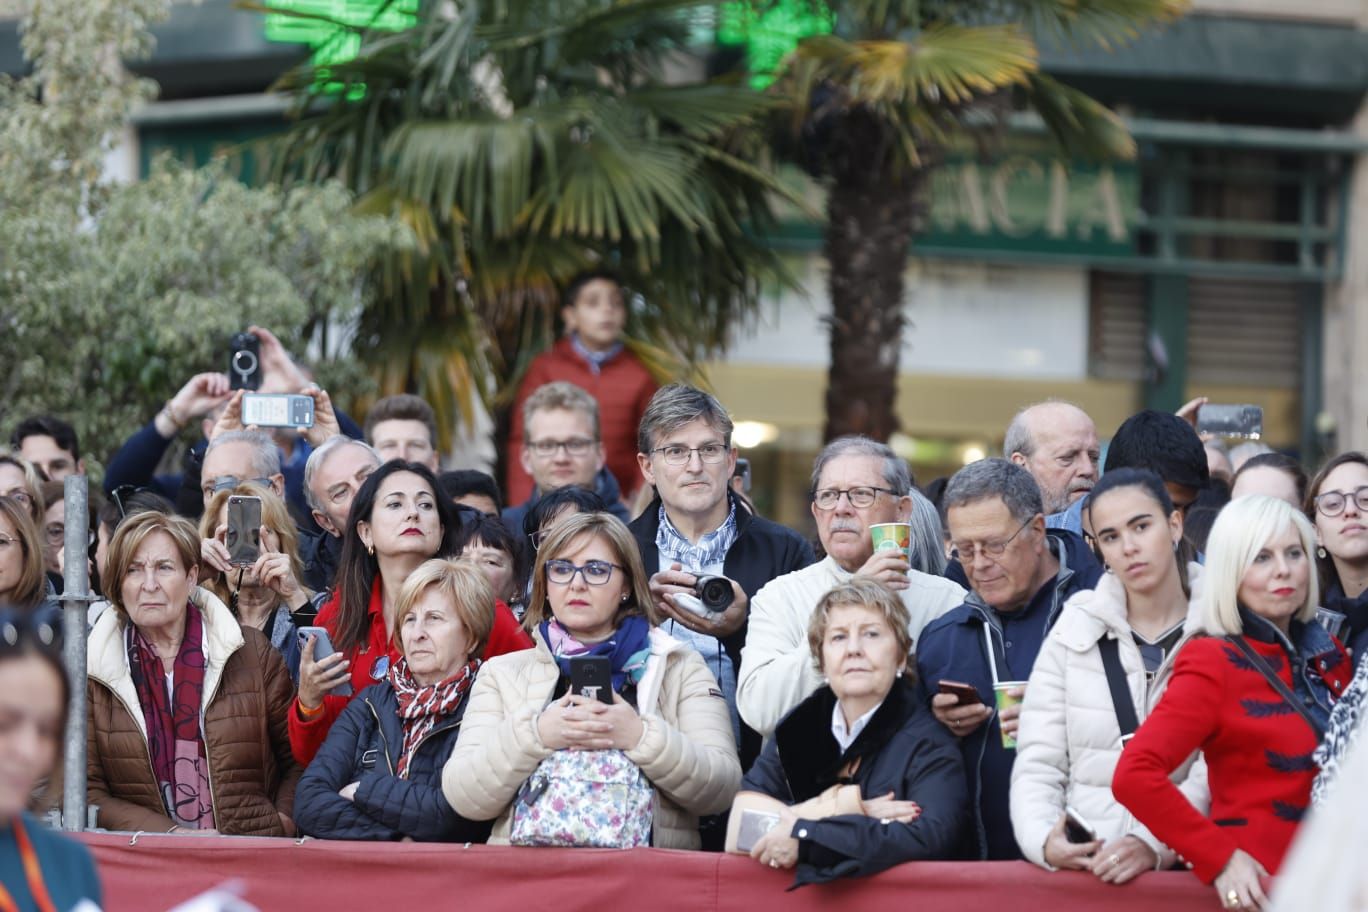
[60,474,91,832]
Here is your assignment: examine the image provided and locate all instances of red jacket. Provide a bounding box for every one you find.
[1112,631,1350,883]
[506,337,658,505]
[288,578,533,765]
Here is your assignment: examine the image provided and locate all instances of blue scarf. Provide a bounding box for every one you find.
[540,615,652,694]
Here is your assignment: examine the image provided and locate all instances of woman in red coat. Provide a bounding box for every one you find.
[1113,496,1350,912]
[290,461,532,764]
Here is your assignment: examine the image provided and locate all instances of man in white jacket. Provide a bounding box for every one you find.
[737,437,965,737]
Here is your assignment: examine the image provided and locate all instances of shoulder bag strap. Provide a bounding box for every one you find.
[1098,636,1141,744]
[1228,635,1325,740]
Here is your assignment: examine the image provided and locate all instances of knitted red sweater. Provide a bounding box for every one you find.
[1112,634,1350,883]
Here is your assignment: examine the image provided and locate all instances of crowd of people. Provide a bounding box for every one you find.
[1,273,1365,911]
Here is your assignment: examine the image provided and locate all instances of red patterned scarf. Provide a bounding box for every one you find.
[125,602,215,830]
[388,657,480,778]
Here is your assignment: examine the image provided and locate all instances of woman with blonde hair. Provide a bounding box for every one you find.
[0,453,43,525]
[1114,496,1351,912]
[0,497,53,618]
[295,559,494,842]
[444,511,740,849]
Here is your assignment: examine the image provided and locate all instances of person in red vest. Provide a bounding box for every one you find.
[506,271,658,507]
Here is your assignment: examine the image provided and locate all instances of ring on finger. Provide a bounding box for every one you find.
[1224,889,1240,909]
[1108,853,1120,867]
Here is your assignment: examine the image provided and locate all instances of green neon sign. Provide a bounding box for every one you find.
[717,0,833,88]
[263,0,419,82]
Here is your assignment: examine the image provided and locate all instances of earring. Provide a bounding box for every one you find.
[1173,540,1181,553]
[621,593,629,603]
[367,544,375,557]
[1318,546,1328,559]
[1104,564,1113,574]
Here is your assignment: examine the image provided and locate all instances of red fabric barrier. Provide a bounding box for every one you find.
[78,833,1218,912]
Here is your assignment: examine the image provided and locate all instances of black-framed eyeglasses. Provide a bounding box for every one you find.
[203,475,273,498]
[545,559,623,586]
[811,486,898,511]
[110,484,151,521]
[526,438,596,458]
[1314,485,1368,518]
[950,518,1034,564]
[650,443,729,466]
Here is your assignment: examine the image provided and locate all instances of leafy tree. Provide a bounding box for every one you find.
[262,0,797,446]
[761,0,1187,441]
[0,0,408,470]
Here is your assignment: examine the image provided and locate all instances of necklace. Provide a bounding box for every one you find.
[0,816,58,912]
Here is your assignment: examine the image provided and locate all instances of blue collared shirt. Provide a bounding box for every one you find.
[655,503,738,572]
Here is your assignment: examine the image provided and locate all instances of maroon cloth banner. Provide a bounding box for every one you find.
[78,833,1217,912]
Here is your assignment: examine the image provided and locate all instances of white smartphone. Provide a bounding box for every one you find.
[241,393,315,429]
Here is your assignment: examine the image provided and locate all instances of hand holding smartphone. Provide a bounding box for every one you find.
[1064,806,1098,844]
[569,655,614,705]
[225,495,262,567]
[297,626,353,698]
[938,680,984,706]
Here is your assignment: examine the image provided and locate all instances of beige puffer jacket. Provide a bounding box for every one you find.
[443,626,740,849]
[1011,565,1211,869]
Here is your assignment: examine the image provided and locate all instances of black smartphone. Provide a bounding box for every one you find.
[938,679,984,707]
[1064,806,1098,844]
[226,495,262,567]
[228,331,261,391]
[569,655,613,705]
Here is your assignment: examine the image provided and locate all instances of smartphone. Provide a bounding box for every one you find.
[735,808,782,853]
[569,655,613,705]
[228,332,261,391]
[938,679,984,706]
[225,495,262,567]
[1197,404,1263,440]
[297,626,353,697]
[241,393,315,429]
[1064,806,1098,844]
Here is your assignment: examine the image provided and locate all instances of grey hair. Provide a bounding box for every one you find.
[942,458,1043,525]
[810,436,912,496]
[304,436,381,515]
[204,430,281,479]
[1002,399,1087,459]
[637,384,734,454]
[908,488,948,576]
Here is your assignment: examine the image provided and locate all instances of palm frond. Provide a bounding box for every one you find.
[1022,71,1136,161]
[1012,0,1190,50]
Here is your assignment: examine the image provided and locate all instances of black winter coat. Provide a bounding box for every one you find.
[741,677,969,887]
[294,682,491,842]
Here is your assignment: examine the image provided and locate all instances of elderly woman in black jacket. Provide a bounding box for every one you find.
[739,578,968,886]
[294,559,493,842]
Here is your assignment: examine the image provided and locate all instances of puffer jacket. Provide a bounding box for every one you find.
[1011,565,1211,869]
[86,588,300,835]
[294,681,491,842]
[442,625,741,849]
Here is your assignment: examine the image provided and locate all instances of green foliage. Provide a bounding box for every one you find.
[0,0,410,469]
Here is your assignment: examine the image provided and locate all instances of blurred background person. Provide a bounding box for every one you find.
[0,454,43,526]
[10,415,85,482]
[439,469,503,517]
[86,511,300,835]
[739,578,967,885]
[0,498,57,623]
[454,513,527,619]
[444,512,740,848]
[364,394,441,472]
[1230,453,1307,508]
[295,559,494,842]
[1305,452,1368,662]
[1113,496,1350,912]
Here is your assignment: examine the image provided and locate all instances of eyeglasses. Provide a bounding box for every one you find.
[526,438,596,458]
[545,559,623,586]
[109,484,149,521]
[651,443,729,466]
[1314,485,1368,518]
[950,518,1033,564]
[811,486,898,511]
[44,524,64,546]
[202,475,273,499]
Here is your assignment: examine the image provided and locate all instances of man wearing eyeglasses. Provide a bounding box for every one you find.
[914,458,1102,860]
[737,437,966,739]
[501,382,632,533]
[628,385,813,781]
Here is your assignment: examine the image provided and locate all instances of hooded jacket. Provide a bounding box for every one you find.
[86,587,300,835]
[442,625,740,849]
[1011,565,1211,869]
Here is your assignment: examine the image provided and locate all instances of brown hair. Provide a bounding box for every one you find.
[0,453,44,524]
[104,511,201,617]
[524,512,655,633]
[364,394,438,448]
[0,498,46,610]
[1304,451,1368,594]
[393,558,496,660]
[807,578,913,678]
[197,483,306,611]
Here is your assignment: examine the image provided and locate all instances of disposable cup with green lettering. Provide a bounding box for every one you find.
[870,523,912,564]
[994,682,1027,749]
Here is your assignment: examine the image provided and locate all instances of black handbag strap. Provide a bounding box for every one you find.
[1228,636,1325,740]
[1098,637,1140,744]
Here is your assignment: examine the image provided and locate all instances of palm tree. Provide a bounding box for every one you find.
[261,0,796,449]
[762,0,1187,441]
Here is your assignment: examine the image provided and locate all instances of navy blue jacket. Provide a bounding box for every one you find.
[294,682,491,842]
[741,678,969,887]
[501,466,632,532]
[915,528,1102,860]
[1321,581,1368,668]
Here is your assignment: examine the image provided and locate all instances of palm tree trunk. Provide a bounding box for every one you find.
[821,168,921,442]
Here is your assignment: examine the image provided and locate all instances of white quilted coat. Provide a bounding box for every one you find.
[442,626,741,849]
[1011,565,1211,868]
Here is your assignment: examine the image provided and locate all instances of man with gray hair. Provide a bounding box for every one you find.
[298,436,382,593]
[914,458,1101,860]
[629,384,813,775]
[737,435,966,737]
[200,430,287,507]
[1004,401,1100,534]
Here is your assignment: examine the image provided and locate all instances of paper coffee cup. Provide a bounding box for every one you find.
[870,523,912,561]
[994,681,1026,749]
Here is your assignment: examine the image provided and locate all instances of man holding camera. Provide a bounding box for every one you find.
[628,385,813,777]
